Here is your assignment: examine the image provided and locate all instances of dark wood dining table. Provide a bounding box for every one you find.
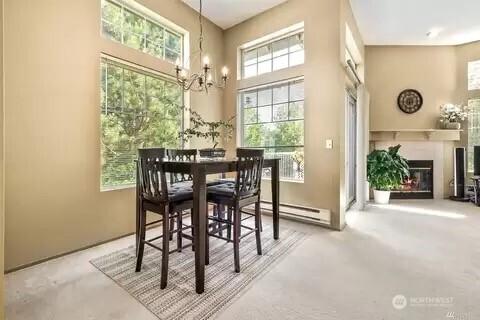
[135,157,281,294]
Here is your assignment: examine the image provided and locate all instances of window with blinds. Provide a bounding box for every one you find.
[468,60,480,91]
[101,58,184,189]
[468,99,480,172]
[239,78,305,181]
[101,0,183,65]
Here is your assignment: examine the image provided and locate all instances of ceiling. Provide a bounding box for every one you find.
[181,0,288,30]
[349,0,480,46]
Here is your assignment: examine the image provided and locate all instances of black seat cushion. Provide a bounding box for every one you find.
[168,183,193,202]
[207,182,236,197]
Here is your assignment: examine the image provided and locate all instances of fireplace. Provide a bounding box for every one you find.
[391,160,434,199]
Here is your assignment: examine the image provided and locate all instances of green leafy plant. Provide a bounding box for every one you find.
[179,108,235,149]
[367,145,410,191]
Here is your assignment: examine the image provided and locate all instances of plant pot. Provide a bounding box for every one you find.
[373,190,391,204]
[199,148,226,158]
[443,122,461,130]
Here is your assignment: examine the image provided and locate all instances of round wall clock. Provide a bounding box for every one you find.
[397,89,423,114]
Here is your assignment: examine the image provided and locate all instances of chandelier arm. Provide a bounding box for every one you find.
[199,0,203,59]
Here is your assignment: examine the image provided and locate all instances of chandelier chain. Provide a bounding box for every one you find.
[199,0,203,55]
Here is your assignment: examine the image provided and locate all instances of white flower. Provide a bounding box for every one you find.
[439,103,469,123]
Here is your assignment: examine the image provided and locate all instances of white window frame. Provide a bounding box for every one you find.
[101,0,188,67]
[238,77,305,182]
[100,55,185,191]
[241,29,304,79]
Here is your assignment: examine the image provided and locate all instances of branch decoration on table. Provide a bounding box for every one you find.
[179,107,235,157]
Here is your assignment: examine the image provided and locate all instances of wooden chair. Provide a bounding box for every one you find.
[136,148,194,289]
[165,149,197,242]
[207,148,265,272]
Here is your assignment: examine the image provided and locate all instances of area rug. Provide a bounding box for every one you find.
[90,226,307,320]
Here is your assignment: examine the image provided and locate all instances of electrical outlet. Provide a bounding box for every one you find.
[325,139,333,149]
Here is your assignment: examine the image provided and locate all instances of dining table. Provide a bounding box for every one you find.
[135,157,281,294]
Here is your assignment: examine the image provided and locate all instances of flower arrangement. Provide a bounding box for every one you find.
[439,104,469,129]
[439,104,468,124]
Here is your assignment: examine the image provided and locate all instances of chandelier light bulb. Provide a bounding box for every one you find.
[222,66,229,77]
[175,57,181,67]
[203,55,210,67]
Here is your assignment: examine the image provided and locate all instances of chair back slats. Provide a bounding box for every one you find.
[166,149,197,184]
[235,148,264,198]
[138,148,168,202]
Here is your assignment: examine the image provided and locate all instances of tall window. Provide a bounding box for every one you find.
[468,60,480,91]
[468,59,480,172]
[242,32,304,79]
[240,79,305,181]
[468,99,480,172]
[101,58,183,189]
[101,0,183,64]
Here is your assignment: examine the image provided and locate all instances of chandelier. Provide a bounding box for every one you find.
[175,0,228,93]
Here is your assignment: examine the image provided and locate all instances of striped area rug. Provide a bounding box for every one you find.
[90,226,307,320]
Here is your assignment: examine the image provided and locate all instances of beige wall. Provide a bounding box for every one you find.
[365,42,480,197]
[366,46,458,130]
[4,0,224,270]
[223,0,364,230]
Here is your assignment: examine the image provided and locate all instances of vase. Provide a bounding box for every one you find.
[443,122,461,130]
[199,148,226,158]
[373,190,391,204]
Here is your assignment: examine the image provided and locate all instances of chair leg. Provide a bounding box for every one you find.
[227,207,232,241]
[169,216,175,241]
[255,201,262,255]
[206,210,210,266]
[160,209,170,289]
[258,203,263,232]
[135,207,146,272]
[191,209,195,252]
[233,205,241,273]
[177,211,182,252]
[218,205,224,237]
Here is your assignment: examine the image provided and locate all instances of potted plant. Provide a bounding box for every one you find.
[179,108,235,158]
[439,103,468,129]
[367,145,410,204]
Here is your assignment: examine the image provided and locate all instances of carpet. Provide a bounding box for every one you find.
[90,226,307,320]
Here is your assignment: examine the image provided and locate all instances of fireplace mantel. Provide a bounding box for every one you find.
[370,129,462,141]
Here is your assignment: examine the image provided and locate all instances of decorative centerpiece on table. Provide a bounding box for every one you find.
[439,103,468,129]
[179,108,235,158]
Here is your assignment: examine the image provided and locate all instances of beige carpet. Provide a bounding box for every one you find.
[90,227,307,320]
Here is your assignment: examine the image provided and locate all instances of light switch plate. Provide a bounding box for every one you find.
[326,139,333,149]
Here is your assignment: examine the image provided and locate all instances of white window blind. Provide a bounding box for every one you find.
[468,60,480,91]
[468,99,480,172]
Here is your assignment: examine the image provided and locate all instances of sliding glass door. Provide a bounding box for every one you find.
[346,91,357,208]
